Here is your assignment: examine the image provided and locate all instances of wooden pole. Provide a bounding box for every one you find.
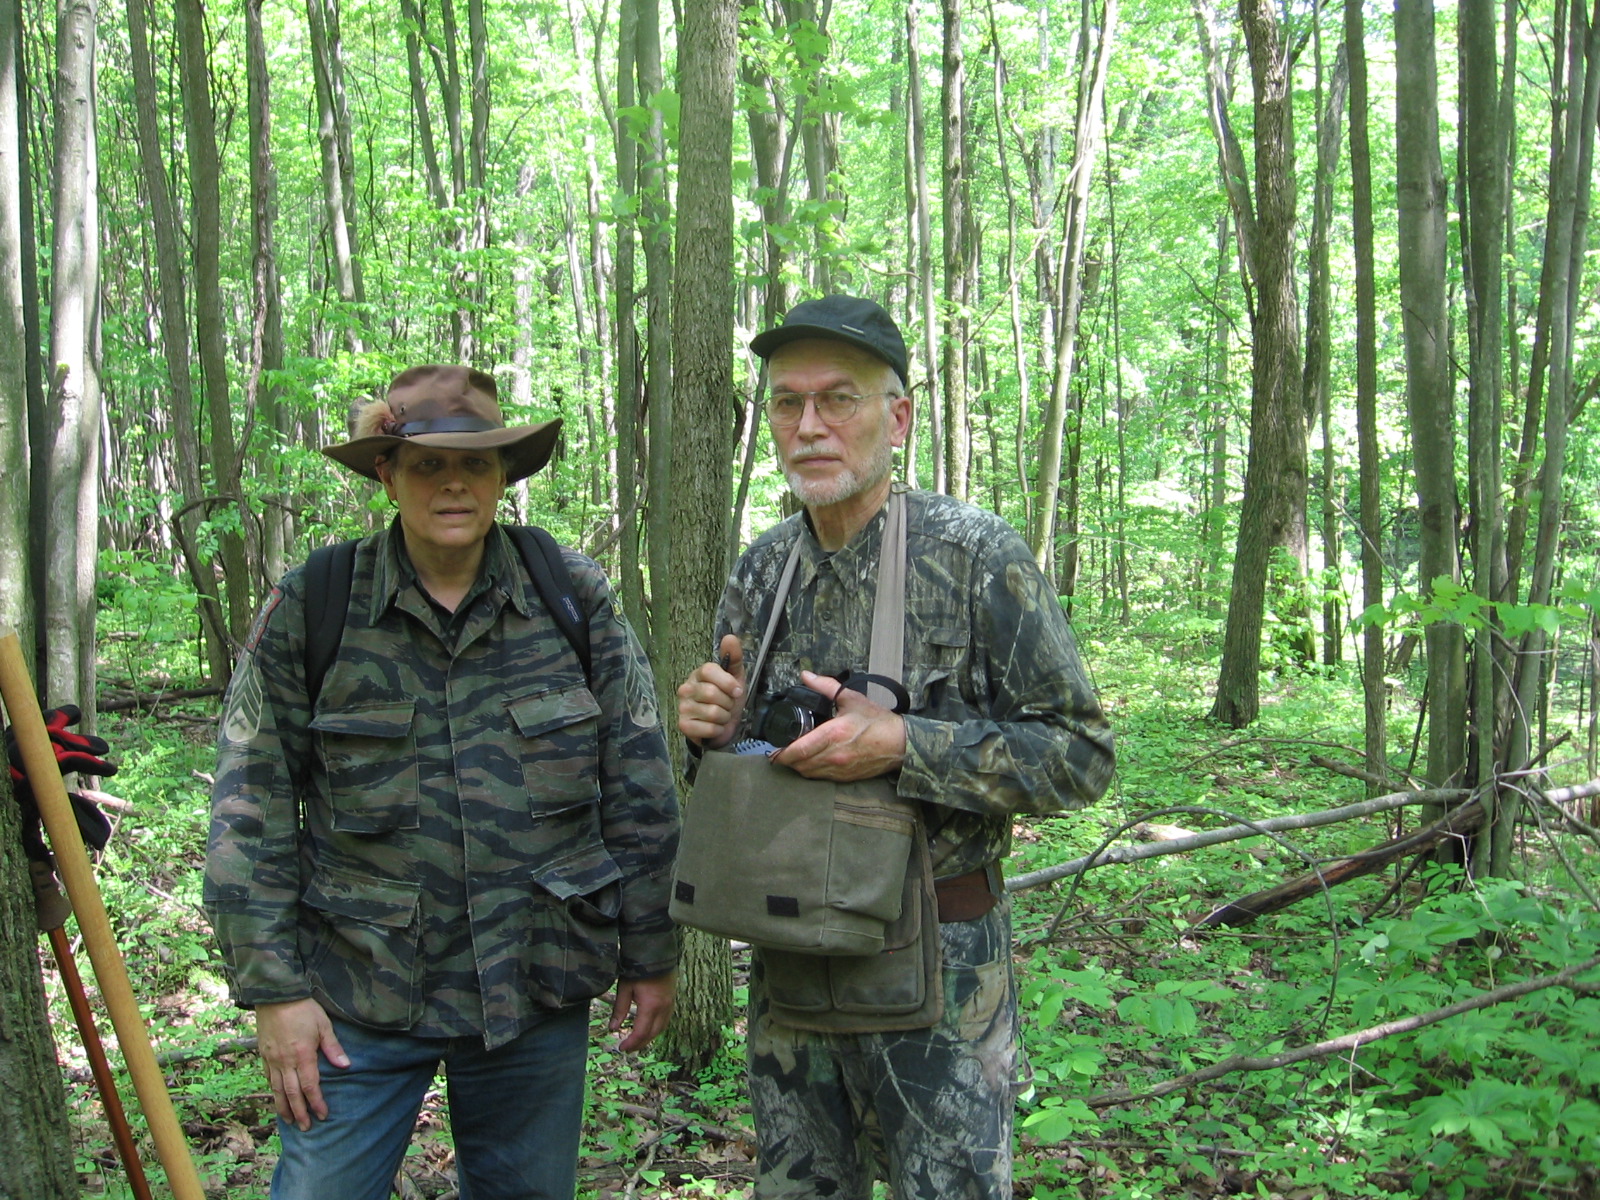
[0,628,207,1200]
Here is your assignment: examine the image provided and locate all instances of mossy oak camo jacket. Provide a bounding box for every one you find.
[717,488,1114,878]
[205,522,679,1050]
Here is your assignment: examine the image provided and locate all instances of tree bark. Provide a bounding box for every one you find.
[1031,0,1117,574]
[1394,0,1465,793]
[905,0,939,490]
[307,0,365,349]
[637,0,672,666]
[1209,0,1303,728]
[940,0,973,500]
[0,0,30,663]
[659,0,738,1075]
[615,0,645,623]
[43,0,99,710]
[1345,0,1386,790]
[0,779,76,1198]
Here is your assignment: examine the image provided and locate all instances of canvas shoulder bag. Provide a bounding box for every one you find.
[671,492,944,1030]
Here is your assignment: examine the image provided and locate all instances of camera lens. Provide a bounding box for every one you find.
[756,703,815,749]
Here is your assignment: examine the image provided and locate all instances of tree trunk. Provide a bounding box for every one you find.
[659,0,738,1075]
[1032,0,1118,573]
[126,0,231,679]
[307,0,365,349]
[1458,0,1511,867]
[1210,0,1303,728]
[905,0,939,490]
[1345,0,1387,790]
[940,0,972,500]
[637,0,672,664]
[0,0,29,661]
[245,0,290,585]
[42,0,99,710]
[614,0,645,622]
[1504,1,1600,874]
[176,0,250,647]
[0,779,76,1198]
[1394,0,1465,792]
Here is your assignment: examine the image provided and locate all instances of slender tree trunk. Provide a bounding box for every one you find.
[1505,1,1600,873]
[0,0,30,659]
[43,0,99,709]
[1459,0,1511,869]
[615,0,645,621]
[1210,0,1302,728]
[307,0,364,350]
[660,0,738,1075]
[940,0,973,499]
[1395,0,1465,791]
[176,0,250,646]
[1031,0,1117,572]
[637,0,671,662]
[126,0,231,678]
[906,0,940,490]
[1346,0,1387,789]
[246,0,289,585]
[1199,212,1231,613]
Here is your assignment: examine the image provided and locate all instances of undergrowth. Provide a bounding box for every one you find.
[32,603,1600,1198]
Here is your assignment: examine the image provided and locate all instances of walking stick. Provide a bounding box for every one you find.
[46,924,156,1200]
[0,628,207,1200]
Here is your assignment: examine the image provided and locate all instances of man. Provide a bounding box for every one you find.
[677,296,1114,1199]
[206,365,679,1200]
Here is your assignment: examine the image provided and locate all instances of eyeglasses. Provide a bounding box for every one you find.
[764,390,894,427]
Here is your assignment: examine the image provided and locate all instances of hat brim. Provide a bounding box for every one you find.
[322,418,563,484]
[750,324,907,383]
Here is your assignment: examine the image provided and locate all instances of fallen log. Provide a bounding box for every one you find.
[1198,796,1488,927]
[98,685,225,713]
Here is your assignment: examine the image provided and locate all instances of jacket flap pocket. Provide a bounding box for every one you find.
[926,627,970,649]
[510,687,602,738]
[532,844,624,901]
[310,702,416,739]
[303,866,421,927]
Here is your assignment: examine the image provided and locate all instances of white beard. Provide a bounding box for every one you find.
[784,438,896,507]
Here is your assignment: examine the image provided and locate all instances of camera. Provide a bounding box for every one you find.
[753,685,835,748]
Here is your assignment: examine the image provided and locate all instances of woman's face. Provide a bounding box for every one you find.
[374,443,506,558]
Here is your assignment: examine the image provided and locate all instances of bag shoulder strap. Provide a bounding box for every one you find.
[302,538,358,708]
[505,525,592,680]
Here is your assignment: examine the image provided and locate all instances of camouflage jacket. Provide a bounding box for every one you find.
[205,521,679,1049]
[716,487,1113,879]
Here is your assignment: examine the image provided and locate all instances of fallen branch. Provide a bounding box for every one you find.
[1007,789,1470,894]
[98,685,225,713]
[1085,950,1600,1109]
[1198,796,1488,927]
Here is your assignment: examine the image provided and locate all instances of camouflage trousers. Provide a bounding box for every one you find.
[747,903,1017,1200]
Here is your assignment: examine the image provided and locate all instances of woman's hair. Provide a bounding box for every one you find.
[351,399,392,440]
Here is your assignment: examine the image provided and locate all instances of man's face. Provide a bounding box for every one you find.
[375,443,506,557]
[767,339,911,509]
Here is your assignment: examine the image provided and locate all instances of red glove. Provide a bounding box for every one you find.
[6,704,117,783]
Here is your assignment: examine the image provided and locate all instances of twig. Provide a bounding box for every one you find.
[1084,950,1600,1109]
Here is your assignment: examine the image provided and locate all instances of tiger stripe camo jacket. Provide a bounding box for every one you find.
[204,521,680,1050]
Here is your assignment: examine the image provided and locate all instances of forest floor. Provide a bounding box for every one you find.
[40,624,1600,1198]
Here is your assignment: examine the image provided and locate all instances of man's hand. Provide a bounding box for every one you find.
[770,671,907,781]
[676,634,746,749]
[609,971,677,1052]
[255,997,349,1131]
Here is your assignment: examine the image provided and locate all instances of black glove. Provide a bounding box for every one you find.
[10,777,111,861]
[5,704,118,784]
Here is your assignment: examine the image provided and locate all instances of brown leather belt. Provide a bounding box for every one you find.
[934,864,1002,923]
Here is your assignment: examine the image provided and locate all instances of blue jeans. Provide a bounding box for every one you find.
[270,1004,590,1200]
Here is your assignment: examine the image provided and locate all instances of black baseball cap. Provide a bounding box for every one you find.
[750,295,909,384]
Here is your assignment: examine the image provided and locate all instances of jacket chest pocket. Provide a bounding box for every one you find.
[508,687,604,818]
[311,702,419,834]
[906,627,971,716]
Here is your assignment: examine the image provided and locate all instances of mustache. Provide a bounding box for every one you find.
[787,449,835,462]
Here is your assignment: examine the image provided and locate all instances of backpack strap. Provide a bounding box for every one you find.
[302,538,358,709]
[506,525,592,680]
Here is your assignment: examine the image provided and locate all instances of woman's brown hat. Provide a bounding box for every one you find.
[322,365,562,483]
